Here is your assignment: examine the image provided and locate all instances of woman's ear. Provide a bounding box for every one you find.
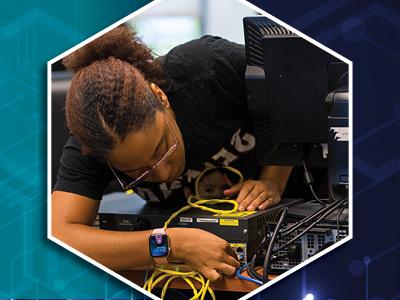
[150,83,170,108]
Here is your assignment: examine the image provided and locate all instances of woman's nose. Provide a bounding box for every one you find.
[148,161,171,182]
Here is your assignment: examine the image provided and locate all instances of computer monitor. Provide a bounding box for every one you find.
[243,16,348,168]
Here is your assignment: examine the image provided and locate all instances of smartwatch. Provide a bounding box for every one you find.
[149,228,170,265]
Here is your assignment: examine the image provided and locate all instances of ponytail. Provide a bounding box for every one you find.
[62,24,166,157]
[63,24,167,87]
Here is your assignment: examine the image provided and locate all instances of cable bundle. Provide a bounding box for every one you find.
[245,196,348,283]
[238,161,349,283]
[144,166,244,299]
[144,264,215,300]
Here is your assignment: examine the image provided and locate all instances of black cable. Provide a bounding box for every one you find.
[263,207,288,283]
[251,160,344,258]
[247,208,288,282]
[250,196,342,272]
[277,199,348,252]
[302,160,327,206]
[329,175,349,243]
[309,184,328,206]
[309,198,330,204]
[247,256,262,281]
[330,185,339,202]
[273,199,348,254]
[247,246,291,281]
[279,198,344,239]
[252,196,346,265]
[248,195,348,281]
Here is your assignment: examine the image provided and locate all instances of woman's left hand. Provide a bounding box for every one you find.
[223,179,282,211]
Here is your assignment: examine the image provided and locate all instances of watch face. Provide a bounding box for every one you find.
[149,234,169,257]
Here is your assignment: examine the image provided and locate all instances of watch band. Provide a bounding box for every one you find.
[151,228,169,265]
[152,228,166,235]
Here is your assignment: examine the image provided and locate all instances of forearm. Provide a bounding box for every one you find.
[51,192,240,280]
[259,165,293,195]
[53,223,155,270]
[53,222,191,271]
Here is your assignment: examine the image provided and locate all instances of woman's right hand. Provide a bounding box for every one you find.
[168,228,240,282]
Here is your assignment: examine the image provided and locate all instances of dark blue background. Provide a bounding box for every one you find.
[248,1,400,299]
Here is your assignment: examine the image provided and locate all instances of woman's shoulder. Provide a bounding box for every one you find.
[169,35,223,53]
[162,35,245,87]
[165,35,242,63]
[162,36,219,79]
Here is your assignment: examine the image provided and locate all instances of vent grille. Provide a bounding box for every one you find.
[244,17,295,68]
[256,210,280,233]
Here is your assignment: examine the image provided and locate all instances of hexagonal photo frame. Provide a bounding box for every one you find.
[47,0,352,299]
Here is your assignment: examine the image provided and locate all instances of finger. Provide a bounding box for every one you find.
[216,263,237,277]
[239,184,265,211]
[258,195,281,210]
[239,190,261,211]
[236,181,255,206]
[201,267,222,282]
[225,244,239,262]
[247,191,269,211]
[223,181,243,196]
[224,253,241,269]
[257,197,274,210]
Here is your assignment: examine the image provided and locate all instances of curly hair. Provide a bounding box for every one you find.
[63,24,168,157]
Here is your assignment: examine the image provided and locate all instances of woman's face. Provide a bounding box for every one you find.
[107,107,186,185]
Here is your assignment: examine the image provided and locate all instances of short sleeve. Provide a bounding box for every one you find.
[52,136,114,200]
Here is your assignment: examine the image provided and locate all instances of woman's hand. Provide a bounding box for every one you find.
[168,228,240,282]
[223,179,282,211]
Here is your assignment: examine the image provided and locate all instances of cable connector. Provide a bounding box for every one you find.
[303,169,314,186]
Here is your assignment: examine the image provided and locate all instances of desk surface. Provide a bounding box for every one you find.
[119,269,277,293]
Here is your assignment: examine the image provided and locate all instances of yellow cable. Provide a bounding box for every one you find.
[145,166,247,299]
[194,166,244,199]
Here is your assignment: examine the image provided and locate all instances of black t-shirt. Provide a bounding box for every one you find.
[53,36,263,203]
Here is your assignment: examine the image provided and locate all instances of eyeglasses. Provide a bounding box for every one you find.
[106,112,179,190]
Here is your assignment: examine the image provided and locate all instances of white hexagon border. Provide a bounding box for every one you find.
[47,0,353,299]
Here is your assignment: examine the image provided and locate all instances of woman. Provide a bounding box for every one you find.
[52,24,292,282]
